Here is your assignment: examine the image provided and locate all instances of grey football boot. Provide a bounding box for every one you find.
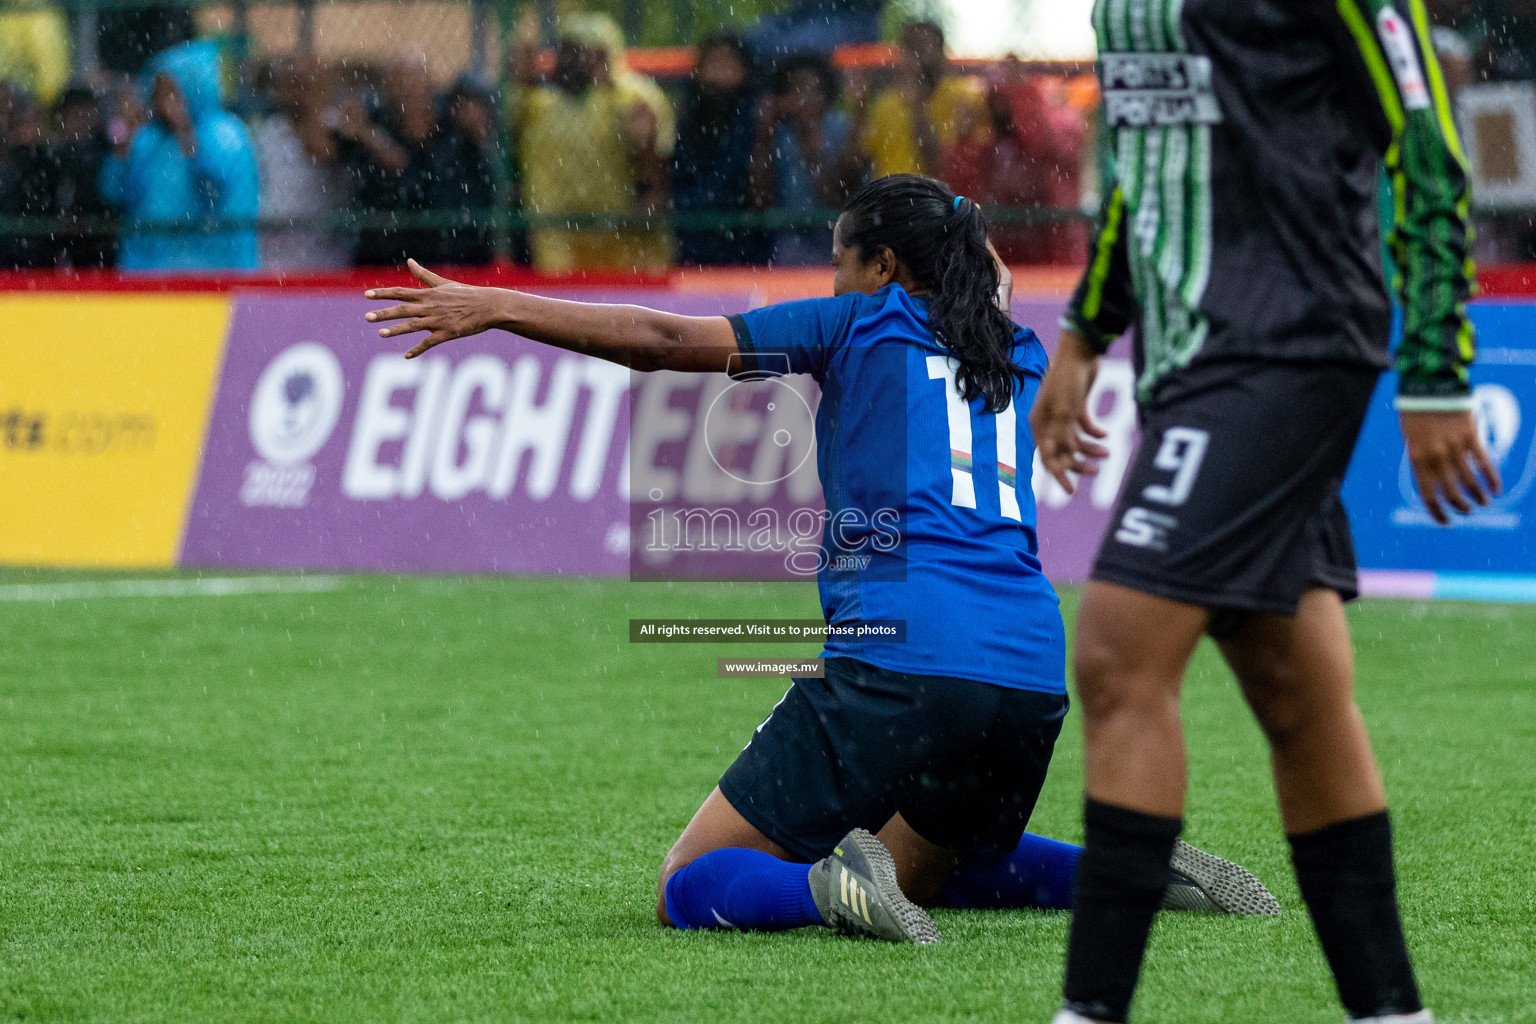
[808,828,941,944]
[1161,838,1282,915]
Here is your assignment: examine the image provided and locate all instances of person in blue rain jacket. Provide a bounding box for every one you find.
[101,39,258,271]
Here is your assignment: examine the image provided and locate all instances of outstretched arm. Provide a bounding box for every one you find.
[366,260,740,373]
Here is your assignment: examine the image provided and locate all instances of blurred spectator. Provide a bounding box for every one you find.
[430,80,498,264]
[0,0,68,108]
[324,68,405,265]
[672,33,767,266]
[98,4,193,77]
[1035,74,1091,260]
[1429,0,1485,38]
[345,54,450,266]
[747,0,883,55]
[509,12,673,272]
[1475,0,1536,80]
[51,84,116,268]
[0,41,1102,275]
[751,51,862,265]
[254,54,352,269]
[0,87,55,268]
[1425,0,1478,99]
[965,62,1089,264]
[100,41,259,271]
[941,88,1029,256]
[105,77,146,156]
[1435,30,1474,100]
[851,20,989,179]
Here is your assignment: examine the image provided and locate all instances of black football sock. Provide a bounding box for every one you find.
[1061,799,1183,1024]
[1288,811,1423,1019]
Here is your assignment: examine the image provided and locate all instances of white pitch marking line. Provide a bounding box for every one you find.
[0,576,344,602]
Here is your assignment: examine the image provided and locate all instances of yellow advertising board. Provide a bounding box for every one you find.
[0,295,229,566]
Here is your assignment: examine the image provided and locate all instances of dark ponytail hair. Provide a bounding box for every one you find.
[837,174,1023,411]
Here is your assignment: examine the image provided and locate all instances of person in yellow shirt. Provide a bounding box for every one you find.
[0,0,69,108]
[852,20,988,180]
[507,13,674,273]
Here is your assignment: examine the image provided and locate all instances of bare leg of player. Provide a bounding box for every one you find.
[1058,581,1210,1023]
[1217,589,1424,1020]
[1215,589,1386,833]
[1074,582,1208,816]
[875,813,963,907]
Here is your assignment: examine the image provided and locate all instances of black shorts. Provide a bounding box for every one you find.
[1092,360,1379,628]
[718,657,1068,863]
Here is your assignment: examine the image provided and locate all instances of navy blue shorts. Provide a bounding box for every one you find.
[718,657,1068,862]
[1093,361,1377,631]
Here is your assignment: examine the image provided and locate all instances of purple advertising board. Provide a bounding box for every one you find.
[182,290,749,575]
[1013,298,1138,582]
[181,291,1138,582]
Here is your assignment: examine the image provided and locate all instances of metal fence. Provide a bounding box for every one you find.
[0,0,1106,270]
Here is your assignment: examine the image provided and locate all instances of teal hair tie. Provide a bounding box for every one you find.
[953,195,966,210]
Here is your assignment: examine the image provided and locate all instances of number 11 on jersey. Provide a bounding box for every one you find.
[926,356,1022,522]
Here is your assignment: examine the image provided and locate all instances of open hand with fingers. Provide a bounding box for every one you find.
[1399,409,1502,524]
[365,259,513,358]
[1029,329,1110,494]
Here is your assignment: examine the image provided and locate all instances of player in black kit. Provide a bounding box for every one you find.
[1031,1,1501,1022]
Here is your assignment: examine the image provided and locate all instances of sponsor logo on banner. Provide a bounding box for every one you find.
[242,343,346,508]
[1393,383,1535,529]
[2,407,157,453]
[338,352,631,505]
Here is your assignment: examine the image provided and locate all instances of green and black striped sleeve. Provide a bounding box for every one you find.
[1333,0,1477,410]
[1061,183,1137,355]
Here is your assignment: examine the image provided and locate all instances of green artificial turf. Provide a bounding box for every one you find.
[1,572,1532,1023]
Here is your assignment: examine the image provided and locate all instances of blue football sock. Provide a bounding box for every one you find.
[941,831,1082,910]
[663,848,826,931]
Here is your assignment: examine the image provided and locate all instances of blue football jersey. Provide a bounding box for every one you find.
[728,283,1066,694]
